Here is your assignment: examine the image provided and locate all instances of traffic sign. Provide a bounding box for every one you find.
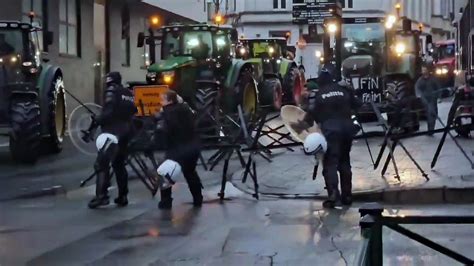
[292,0,342,25]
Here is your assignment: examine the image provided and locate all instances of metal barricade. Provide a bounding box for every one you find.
[356,203,474,266]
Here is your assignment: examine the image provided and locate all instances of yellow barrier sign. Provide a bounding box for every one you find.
[133,85,170,116]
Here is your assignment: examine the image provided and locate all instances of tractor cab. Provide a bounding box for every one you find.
[340,18,386,80]
[138,23,238,104]
[238,38,287,77]
[0,22,44,91]
[385,28,423,80]
[0,21,53,124]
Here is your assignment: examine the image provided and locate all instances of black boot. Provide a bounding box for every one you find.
[341,195,352,206]
[322,189,341,209]
[114,167,129,207]
[114,195,128,207]
[88,171,110,209]
[158,188,173,209]
[189,184,203,207]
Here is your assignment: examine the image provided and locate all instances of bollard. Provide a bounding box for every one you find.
[359,203,384,266]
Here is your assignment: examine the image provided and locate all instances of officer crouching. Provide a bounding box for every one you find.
[155,90,203,209]
[86,72,137,209]
[294,65,362,208]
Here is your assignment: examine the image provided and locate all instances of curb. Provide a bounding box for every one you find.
[354,186,474,204]
[231,180,474,204]
[0,185,67,202]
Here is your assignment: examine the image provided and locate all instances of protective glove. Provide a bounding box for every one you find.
[81,130,93,143]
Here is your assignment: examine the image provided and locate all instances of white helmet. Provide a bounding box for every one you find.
[157,160,182,189]
[95,133,119,151]
[303,132,327,155]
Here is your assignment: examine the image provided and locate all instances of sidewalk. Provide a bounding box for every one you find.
[231,101,474,204]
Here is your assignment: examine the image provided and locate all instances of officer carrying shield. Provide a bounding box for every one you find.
[293,64,362,208]
[85,72,137,209]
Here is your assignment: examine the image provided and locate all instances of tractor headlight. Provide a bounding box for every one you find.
[436,67,449,75]
[394,43,406,56]
[327,23,337,33]
[146,72,157,82]
[162,71,175,85]
[239,47,247,56]
[268,46,275,55]
[344,41,353,48]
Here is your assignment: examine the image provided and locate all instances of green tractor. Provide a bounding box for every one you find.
[237,38,305,109]
[137,23,259,117]
[333,16,428,131]
[0,20,67,163]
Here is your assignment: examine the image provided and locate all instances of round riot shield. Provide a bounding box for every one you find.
[68,103,103,157]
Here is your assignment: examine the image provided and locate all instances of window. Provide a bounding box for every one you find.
[273,0,286,9]
[121,5,130,66]
[59,0,79,56]
[22,0,44,51]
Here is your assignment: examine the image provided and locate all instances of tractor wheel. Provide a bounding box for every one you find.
[195,86,219,137]
[260,78,282,110]
[385,79,410,102]
[385,79,419,132]
[284,67,304,105]
[9,100,41,164]
[45,75,67,153]
[236,69,258,115]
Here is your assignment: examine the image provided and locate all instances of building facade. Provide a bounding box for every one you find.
[0,0,193,110]
[457,0,474,74]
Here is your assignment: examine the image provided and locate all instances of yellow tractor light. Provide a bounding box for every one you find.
[395,42,406,56]
[162,71,175,84]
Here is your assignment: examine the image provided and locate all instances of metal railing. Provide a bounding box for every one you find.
[356,203,474,266]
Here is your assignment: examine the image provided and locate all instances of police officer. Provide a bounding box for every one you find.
[86,72,137,209]
[295,64,362,208]
[155,90,203,209]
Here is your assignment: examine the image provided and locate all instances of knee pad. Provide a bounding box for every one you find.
[94,138,119,172]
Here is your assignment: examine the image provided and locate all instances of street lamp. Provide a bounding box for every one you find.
[395,3,401,18]
[150,16,160,26]
[214,14,224,25]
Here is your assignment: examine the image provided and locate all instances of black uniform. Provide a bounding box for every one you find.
[304,73,361,206]
[88,72,137,209]
[156,102,203,208]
